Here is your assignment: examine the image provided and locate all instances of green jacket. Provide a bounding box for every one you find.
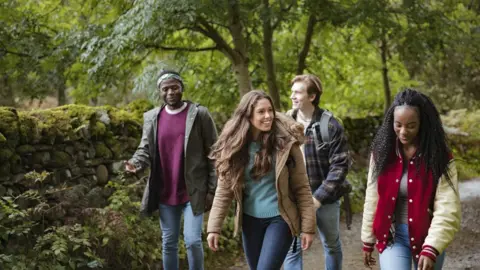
[129,101,218,216]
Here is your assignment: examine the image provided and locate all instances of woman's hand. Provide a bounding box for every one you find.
[207,232,220,252]
[301,233,315,250]
[418,255,434,270]
[363,250,376,269]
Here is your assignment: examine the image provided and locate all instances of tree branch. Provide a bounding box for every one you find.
[272,1,295,30]
[143,44,218,52]
[191,17,236,60]
[296,14,317,74]
[0,48,33,58]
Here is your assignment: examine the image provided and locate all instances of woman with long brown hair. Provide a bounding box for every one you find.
[206,90,316,269]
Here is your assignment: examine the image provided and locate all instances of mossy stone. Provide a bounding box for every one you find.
[96,165,109,185]
[16,145,36,154]
[9,154,23,174]
[0,148,14,163]
[0,132,6,143]
[32,152,51,166]
[0,107,20,147]
[49,151,72,167]
[18,112,41,144]
[95,142,112,159]
[91,121,107,137]
[0,163,11,175]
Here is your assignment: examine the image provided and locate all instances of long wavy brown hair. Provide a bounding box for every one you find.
[209,90,288,191]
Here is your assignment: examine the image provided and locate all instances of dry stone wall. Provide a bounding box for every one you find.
[0,101,153,225]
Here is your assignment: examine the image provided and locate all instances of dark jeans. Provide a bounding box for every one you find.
[242,214,293,270]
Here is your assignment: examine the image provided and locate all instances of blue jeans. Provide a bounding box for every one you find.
[242,214,293,270]
[379,224,445,270]
[159,202,204,270]
[284,200,343,270]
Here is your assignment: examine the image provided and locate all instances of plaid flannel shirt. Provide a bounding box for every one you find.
[291,107,350,204]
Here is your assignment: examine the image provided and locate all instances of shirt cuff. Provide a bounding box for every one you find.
[362,242,375,252]
[420,245,439,262]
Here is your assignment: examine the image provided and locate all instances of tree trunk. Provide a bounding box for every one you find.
[233,61,252,96]
[0,74,15,107]
[380,36,391,114]
[228,0,252,97]
[297,14,317,75]
[58,87,66,106]
[262,0,281,109]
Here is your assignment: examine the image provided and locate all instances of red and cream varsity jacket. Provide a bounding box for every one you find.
[361,152,461,263]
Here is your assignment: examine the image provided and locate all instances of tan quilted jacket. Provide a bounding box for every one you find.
[207,112,316,237]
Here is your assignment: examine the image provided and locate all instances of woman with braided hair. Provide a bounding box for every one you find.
[361,88,461,270]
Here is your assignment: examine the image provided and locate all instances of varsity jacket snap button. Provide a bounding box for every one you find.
[409,199,413,203]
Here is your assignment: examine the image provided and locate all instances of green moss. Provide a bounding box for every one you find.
[0,148,14,163]
[95,142,113,159]
[109,141,124,160]
[16,144,36,154]
[0,107,20,147]
[124,99,154,121]
[50,151,72,167]
[17,112,41,144]
[0,132,6,143]
[0,163,10,175]
[91,121,107,137]
[9,154,22,174]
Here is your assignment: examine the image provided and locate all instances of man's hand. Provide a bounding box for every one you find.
[205,193,214,212]
[312,196,321,209]
[363,251,376,269]
[207,233,220,252]
[124,160,137,173]
[301,233,315,250]
[418,255,434,270]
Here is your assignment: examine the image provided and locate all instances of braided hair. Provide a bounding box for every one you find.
[370,88,454,189]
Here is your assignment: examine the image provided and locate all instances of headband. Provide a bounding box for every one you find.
[157,73,184,89]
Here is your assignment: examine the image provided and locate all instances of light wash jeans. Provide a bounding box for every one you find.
[379,224,445,270]
[159,202,204,270]
[284,200,343,270]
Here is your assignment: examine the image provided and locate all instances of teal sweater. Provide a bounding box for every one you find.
[243,141,280,218]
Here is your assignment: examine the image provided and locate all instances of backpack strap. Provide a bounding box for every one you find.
[319,110,333,143]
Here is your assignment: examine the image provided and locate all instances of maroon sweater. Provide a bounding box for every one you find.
[157,104,190,205]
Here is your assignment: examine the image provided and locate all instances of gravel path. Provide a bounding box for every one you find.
[227,178,480,270]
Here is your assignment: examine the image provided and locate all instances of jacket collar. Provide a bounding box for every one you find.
[395,138,422,161]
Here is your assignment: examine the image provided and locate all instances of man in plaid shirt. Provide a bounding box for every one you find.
[284,74,350,270]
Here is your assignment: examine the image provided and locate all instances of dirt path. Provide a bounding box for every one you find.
[228,178,480,270]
